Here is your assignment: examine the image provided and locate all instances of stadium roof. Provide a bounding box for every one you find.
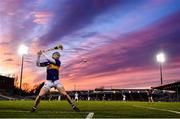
[152,81,180,90]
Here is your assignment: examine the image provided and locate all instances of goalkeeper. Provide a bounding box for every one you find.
[31,50,80,112]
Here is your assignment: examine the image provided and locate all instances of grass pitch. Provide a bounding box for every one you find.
[0,100,180,118]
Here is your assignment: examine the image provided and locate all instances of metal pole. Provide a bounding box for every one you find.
[160,63,163,85]
[74,84,76,91]
[20,55,24,91]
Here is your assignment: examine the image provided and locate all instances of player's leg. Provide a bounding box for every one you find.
[150,96,154,103]
[148,97,151,104]
[54,80,80,112]
[49,94,52,101]
[31,88,48,112]
[31,81,51,112]
[57,87,73,104]
[35,88,47,107]
[57,86,80,112]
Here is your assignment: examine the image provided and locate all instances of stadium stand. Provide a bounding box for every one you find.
[153,81,180,102]
[0,75,15,94]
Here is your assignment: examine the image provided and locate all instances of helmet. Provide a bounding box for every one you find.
[52,52,61,57]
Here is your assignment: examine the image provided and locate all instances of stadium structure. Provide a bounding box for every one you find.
[0,75,15,92]
[0,74,179,102]
[152,81,180,101]
[0,74,16,100]
[36,82,180,102]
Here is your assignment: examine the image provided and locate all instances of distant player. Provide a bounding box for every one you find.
[48,94,53,101]
[123,94,126,102]
[102,94,106,101]
[31,50,80,112]
[58,94,61,101]
[147,89,154,104]
[88,96,91,101]
[74,92,79,102]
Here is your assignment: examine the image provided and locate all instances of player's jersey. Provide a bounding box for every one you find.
[40,59,61,81]
[147,90,154,97]
[75,93,78,98]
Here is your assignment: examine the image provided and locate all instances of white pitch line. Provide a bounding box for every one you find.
[133,105,180,115]
[85,112,94,119]
[0,110,88,113]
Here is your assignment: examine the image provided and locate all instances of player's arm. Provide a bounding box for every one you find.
[36,51,50,67]
[41,51,56,64]
[36,51,42,67]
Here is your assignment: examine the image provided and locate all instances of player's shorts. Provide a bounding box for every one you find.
[42,80,63,91]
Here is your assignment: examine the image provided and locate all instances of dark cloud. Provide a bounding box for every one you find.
[0,42,9,45]
[24,60,33,64]
[3,58,14,62]
[38,0,132,45]
[62,12,180,79]
[80,32,98,38]
[85,14,180,76]
[3,52,13,55]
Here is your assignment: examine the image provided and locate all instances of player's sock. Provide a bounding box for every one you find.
[72,105,80,112]
[31,106,37,112]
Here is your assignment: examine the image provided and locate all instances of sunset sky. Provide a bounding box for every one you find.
[0,0,180,90]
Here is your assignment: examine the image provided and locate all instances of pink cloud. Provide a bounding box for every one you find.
[33,11,54,25]
[59,13,180,90]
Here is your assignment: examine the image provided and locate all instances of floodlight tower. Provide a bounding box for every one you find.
[18,44,29,91]
[156,52,165,85]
